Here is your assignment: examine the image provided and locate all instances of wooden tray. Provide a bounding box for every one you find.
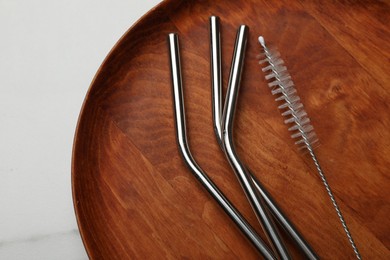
[72,0,390,258]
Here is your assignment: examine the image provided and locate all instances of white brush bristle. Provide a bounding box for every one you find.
[258,37,318,150]
[258,36,265,46]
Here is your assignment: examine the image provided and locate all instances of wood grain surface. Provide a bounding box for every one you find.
[72,0,390,259]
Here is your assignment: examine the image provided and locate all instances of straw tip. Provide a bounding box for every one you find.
[168,33,178,40]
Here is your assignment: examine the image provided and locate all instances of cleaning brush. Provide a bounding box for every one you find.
[257,36,361,260]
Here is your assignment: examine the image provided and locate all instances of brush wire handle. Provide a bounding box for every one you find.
[258,36,361,260]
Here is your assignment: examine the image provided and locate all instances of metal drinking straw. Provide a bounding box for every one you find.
[219,25,291,260]
[168,33,276,259]
[209,16,318,260]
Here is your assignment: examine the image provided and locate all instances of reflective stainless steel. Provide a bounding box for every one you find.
[220,25,291,260]
[168,33,275,259]
[210,16,224,148]
[210,16,318,260]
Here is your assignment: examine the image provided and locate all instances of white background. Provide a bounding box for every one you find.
[0,0,161,258]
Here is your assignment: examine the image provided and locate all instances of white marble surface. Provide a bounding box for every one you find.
[0,0,161,258]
